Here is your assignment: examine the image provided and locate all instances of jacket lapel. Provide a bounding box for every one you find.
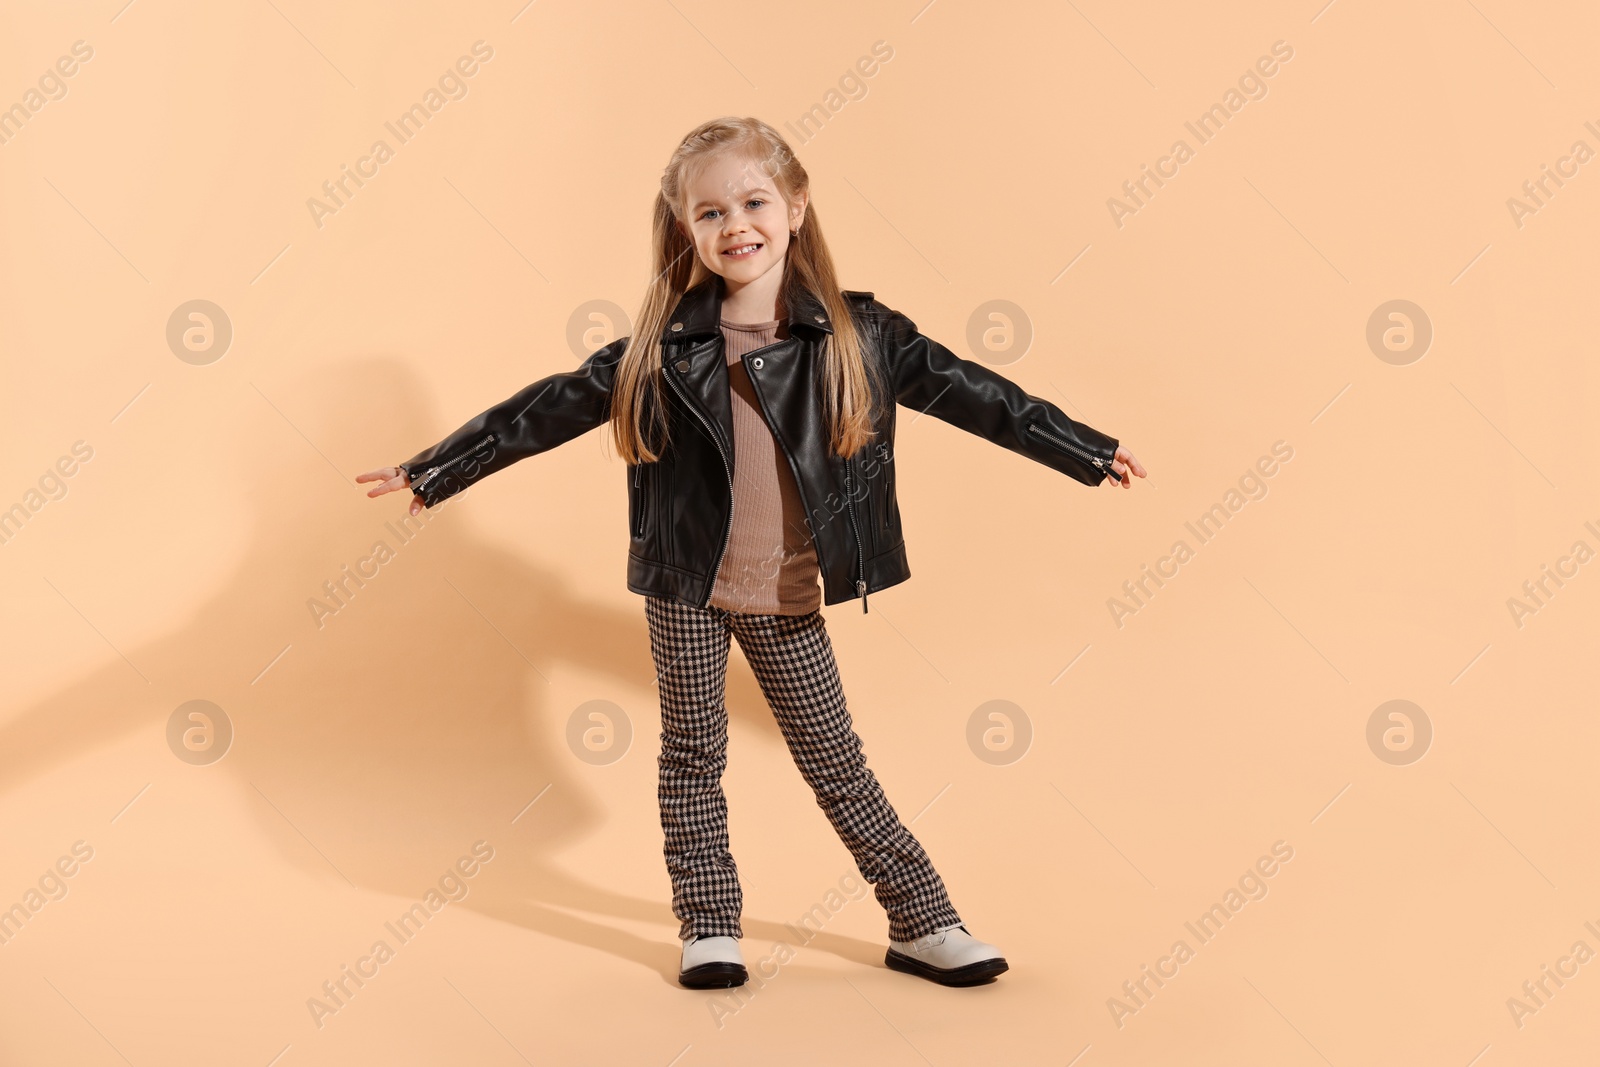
[658,274,837,343]
[660,274,838,465]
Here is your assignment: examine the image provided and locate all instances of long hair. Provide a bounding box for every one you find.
[608,116,885,465]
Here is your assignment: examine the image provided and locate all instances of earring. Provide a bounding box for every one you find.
[790,229,800,239]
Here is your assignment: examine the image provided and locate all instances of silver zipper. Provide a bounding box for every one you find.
[415,432,497,495]
[1027,421,1113,478]
[664,360,734,608]
[738,348,843,609]
[845,456,867,613]
[633,463,646,539]
[877,442,892,530]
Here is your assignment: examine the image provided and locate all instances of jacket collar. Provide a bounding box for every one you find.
[660,273,836,343]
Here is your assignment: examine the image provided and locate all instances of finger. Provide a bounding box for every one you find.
[358,468,404,493]
[375,474,410,498]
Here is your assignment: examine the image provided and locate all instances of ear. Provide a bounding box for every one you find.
[789,190,809,231]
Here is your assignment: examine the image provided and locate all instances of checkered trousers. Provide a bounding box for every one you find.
[644,595,964,943]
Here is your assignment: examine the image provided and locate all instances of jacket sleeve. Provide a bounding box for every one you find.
[398,337,628,508]
[865,299,1119,486]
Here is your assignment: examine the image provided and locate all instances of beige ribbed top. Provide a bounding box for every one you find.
[707,317,823,615]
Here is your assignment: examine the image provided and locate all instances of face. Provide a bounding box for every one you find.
[679,150,807,289]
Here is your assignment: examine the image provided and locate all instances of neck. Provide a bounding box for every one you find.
[719,266,786,325]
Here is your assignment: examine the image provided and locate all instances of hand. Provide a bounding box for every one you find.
[357,465,425,516]
[1104,445,1146,489]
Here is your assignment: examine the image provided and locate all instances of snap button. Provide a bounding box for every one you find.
[751,356,764,370]
[670,322,684,332]
[675,360,690,373]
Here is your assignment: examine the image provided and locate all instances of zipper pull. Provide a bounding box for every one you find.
[857,578,868,613]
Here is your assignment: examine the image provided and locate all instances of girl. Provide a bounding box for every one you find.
[361,116,1146,990]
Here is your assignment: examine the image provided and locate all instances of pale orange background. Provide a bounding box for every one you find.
[1,1,1596,1064]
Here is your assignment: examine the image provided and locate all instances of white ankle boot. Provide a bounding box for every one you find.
[679,934,748,989]
[886,923,1008,986]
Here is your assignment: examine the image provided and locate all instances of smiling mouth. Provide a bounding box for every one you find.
[722,243,762,257]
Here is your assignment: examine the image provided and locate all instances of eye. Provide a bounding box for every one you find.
[698,198,766,221]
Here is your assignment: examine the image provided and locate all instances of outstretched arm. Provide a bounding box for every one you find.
[866,299,1125,486]
[396,337,628,509]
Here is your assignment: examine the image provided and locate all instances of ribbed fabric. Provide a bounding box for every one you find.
[707,317,823,615]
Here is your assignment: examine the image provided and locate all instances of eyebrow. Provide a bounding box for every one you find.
[691,187,775,212]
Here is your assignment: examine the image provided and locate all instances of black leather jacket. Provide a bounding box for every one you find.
[398,277,1120,614]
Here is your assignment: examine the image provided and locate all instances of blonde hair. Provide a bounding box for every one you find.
[609,116,885,464]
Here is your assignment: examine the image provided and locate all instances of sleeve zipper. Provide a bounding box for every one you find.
[415,432,497,495]
[1026,421,1114,481]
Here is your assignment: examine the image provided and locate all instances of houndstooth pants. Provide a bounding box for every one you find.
[644,594,963,944]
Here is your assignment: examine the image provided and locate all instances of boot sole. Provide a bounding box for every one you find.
[678,961,749,989]
[885,948,1009,986]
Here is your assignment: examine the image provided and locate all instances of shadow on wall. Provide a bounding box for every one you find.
[0,356,885,980]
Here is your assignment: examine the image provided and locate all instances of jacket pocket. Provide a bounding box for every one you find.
[631,463,649,539]
[876,442,893,531]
